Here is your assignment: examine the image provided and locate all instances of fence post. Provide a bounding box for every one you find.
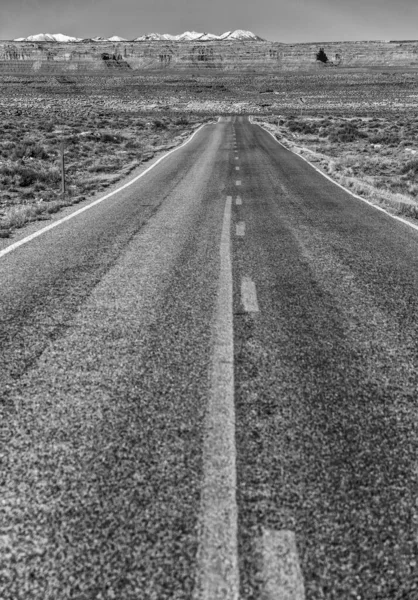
[60,140,65,198]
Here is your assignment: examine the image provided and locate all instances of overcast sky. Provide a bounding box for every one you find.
[1,0,418,42]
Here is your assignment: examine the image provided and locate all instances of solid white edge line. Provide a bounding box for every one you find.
[251,119,418,234]
[0,122,208,260]
[195,196,239,600]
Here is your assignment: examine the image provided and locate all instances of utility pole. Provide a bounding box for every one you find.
[299,97,306,118]
[60,140,66,198]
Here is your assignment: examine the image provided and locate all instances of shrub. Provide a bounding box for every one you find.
[100,132,122,143]
[316,48,328,63]
[369,133,400,146]
[175,115,189,126]
[328,123,367,143]
[124,139,143,150]
[28,144,49,159]
[11,145,27,160]
[400,159,418,176]
[288,120,318,135]
[153,119,167,129]
[10,141,48,160]
[88,163,119,173]
[18,167,38,187]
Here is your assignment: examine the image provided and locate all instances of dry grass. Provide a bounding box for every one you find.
[2,69,418,235]
[0,110,205,236]
[254,113,418,220]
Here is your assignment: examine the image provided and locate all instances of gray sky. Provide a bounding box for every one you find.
[1,0,418,42]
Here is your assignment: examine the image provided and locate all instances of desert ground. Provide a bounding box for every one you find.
[254,111,418,220]
[1,67,418,235]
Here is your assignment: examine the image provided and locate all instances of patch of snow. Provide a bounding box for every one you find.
[135,33,177,41]
[223,30,263,41]
[15,32,82,42]
[52,33,83,42]
[176,31,204,41]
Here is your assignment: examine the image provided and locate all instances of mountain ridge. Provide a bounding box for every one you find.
[12,30,264,43]
[2,38,418,73]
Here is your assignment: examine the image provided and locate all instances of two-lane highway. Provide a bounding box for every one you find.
[1,116,418,599]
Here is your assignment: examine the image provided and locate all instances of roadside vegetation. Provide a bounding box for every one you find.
[0,110,204,237]
[1,69,418,236]
[254,114,418,220]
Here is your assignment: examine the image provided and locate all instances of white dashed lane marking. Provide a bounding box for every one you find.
[258,529,305,600]
[236,196,242,205]
[236,222,245,236]
[241,277,259,313]
[235,167,240,171]
[236,181,241,186]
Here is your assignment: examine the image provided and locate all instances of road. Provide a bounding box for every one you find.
[1,116,418,599]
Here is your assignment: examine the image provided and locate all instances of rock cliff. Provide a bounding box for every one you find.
[0,39,417,74]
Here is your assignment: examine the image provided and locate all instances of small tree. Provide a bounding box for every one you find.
[316,48,328,63]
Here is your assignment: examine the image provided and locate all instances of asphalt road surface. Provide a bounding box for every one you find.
[1,116,418,599]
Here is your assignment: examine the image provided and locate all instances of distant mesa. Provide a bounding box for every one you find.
[13,30,264,42]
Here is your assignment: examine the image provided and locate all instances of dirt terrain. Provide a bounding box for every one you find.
[254,112,418,220]
[1,67,417,235]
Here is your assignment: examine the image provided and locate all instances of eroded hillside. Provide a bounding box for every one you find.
[0,39,418,74]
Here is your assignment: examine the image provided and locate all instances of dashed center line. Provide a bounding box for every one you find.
[235,166,240,171]
[195,196,239,600]
[236,180,241,186]
[236,222,245,236]
[235,157,239,160]
[258,529,305,600]
[236,196,242,205]
[241,277,259,312]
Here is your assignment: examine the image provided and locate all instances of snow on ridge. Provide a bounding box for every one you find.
[13,30,265,43]
[14,32,83,42]
[134,33,177,41]
[225,29,262,40]
[135,30,264,41]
